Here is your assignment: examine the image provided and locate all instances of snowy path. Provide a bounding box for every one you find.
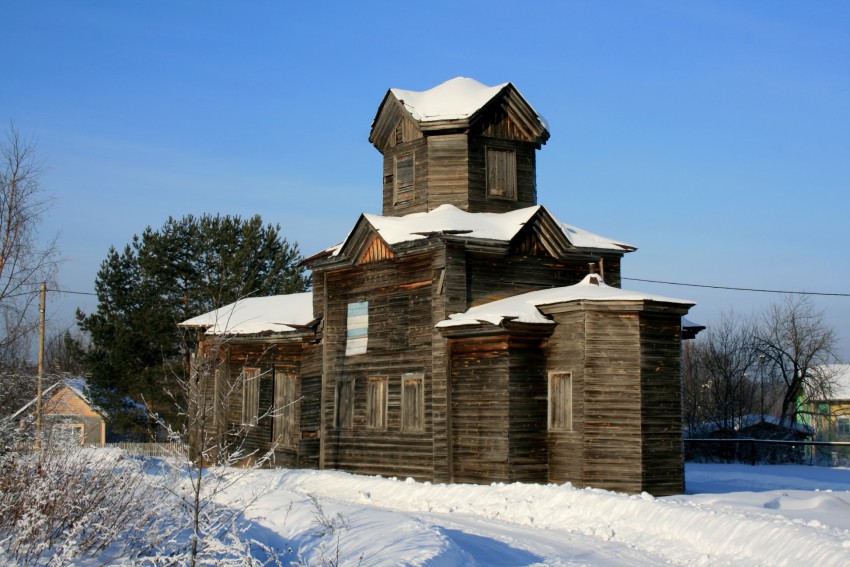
[224,465,850,566]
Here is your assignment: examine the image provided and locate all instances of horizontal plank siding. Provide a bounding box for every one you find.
[319,251,437,479]
[640,312,685,496]
[450,337,511,483]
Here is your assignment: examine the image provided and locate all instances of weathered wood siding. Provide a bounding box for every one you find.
[507,335,549,481]
[430,244,467,481]
[468,137,537,213]
[582,306,643,493]
[382,137,428,216]
[639,311,685,496]
[466,253,593,308]
[449,336,511,483]
[319,251,437,479]
[298,341,322,468]
[544,307,586,484]
[446,332,549,484]
[543,301,687,495]
[426,134,470,213]
[198,338,310,467]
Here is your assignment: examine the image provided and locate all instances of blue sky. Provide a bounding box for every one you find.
[3,1,849,358]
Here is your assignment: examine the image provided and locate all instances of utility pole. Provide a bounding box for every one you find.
[35,281,46,450]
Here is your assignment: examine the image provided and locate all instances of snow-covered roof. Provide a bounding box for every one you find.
[6,378,102,422]
[179,292,314,336]
[686,414,814,437]
[391,77,510,123]
[333,204,633,257]
[437,274,693,328]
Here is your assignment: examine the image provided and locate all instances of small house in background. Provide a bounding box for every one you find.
[803,364,850,442]
[8,378,106,447]
[181,78,698,495]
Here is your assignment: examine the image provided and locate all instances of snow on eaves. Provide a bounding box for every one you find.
[391,77,508,122]
[6,377,105,423]
[437,274,693,328]
[332,204,633,256]
[686,414,814,437]
[390,76,550,131]
[179,292,314,336]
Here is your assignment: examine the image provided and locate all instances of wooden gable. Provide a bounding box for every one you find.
[336,215,396,266]
[470,85,550,146]
[360,236,395,264]
[509,207,572,257]
[43,385,101,418]
[370,94,424,152]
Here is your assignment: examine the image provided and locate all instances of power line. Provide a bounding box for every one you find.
[622,277,850,298]
[47,289,97,297]
[2,288,98,299]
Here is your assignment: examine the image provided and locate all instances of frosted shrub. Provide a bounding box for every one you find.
[0,432,169,565]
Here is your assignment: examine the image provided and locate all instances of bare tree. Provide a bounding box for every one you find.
[0,123,58,360]
[754,295,839,427]
[682,312,760,434]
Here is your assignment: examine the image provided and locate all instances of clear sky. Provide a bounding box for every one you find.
[3,1,849,359]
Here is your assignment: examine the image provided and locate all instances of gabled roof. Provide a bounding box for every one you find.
[327,204,634,262]
[370,77,549,149]
[685,414,814,437]
[179,292,314,336]
[390,77,512,123]
[436,273,693,328]
[7,378,104,422]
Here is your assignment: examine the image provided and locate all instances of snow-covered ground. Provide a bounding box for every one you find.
[214,463,850,566]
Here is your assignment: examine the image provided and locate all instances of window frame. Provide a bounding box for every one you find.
[346,301,369,356]
[394,152,415,204]
[486,146,517,200]
[335,379,355,430]
[401,373,424,432]
[273,367,298,445]
[548,371,573,431]
[837,416,850,438]
[241,367,261,426]
[366,376,388,430]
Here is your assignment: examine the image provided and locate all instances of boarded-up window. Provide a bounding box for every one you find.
[366,377,388,429]
[548,372,572,431]
[335,380,354,429]
[402,373,424,431]
[394,153,414,203]
[346,301,368,356]
[486,147,517,199]
[273,368,298,445]
[241,367,261,425]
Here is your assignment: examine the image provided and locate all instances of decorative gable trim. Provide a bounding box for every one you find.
[334,215,396,266]
[509,207,571,257]
[360,236,395,264]
[370,95,425,152]
[472,86,549,146]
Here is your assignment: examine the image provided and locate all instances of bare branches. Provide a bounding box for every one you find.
[0,123,58,358]
[684,296,840,435]
[754,295,838,426]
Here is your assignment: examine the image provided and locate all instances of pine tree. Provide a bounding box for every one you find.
[75,214,309,436]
